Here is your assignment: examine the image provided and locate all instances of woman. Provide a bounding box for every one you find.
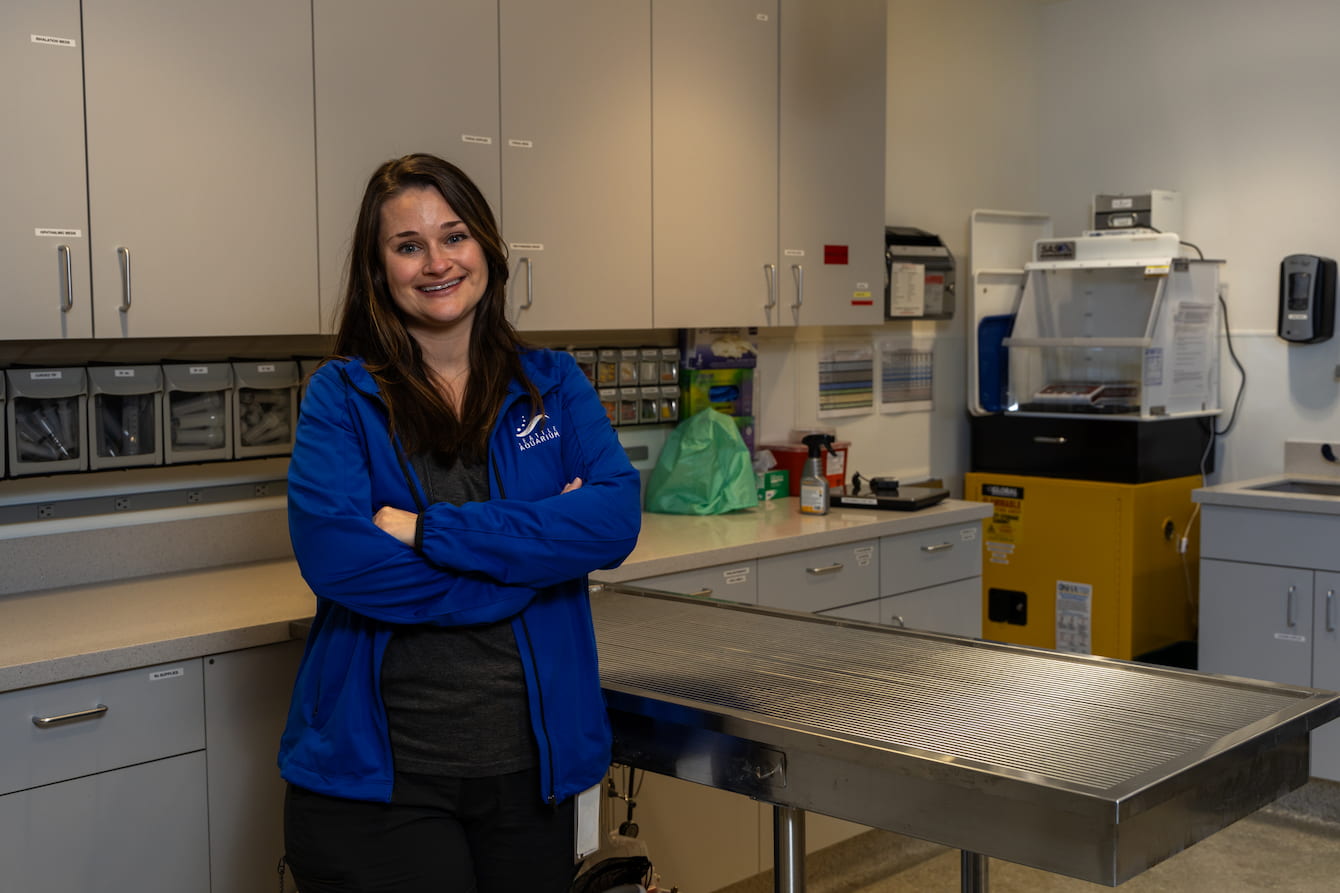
[280,153,642,892]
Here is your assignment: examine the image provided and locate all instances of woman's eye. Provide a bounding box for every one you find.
[396,243,420,255]
[446,232,467,245]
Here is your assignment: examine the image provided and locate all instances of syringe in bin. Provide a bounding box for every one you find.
[15,398,79,461]
[238,389,291,446]
[97,394,155,457]
[170,392,227,449]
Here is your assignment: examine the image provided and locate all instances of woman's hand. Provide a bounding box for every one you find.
[373,505,418,546]
[561,477,583,494]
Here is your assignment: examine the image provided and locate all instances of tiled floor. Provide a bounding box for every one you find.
[717,780,1340,893]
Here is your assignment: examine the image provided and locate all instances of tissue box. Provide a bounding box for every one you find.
[680,327,758,369]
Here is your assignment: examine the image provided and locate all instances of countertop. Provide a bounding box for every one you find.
[1193,475,1340,516]
[0,497,990,694]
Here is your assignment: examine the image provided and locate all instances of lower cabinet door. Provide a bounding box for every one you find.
[880,578,982,638]
[0,750,209,892]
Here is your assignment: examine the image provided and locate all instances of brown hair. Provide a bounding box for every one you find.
[331,153,540,462]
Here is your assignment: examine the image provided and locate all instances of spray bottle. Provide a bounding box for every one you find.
[798,433,836,515]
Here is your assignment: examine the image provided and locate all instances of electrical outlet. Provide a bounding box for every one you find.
[254,483,270,498]
[37,504,55,520]
[113,497,131,511]
[187,490,203,504]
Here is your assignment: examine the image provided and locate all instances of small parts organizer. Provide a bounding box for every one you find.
[4,361,303,479]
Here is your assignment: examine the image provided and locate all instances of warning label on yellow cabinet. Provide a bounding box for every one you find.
[980,483,1023,545]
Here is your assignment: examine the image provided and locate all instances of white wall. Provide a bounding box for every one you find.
[755,0,1045,493]
[1038,0,1340,481]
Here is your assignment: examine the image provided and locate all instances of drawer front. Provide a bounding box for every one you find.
[0,658,205,796]
[880,523,981,596]
[1200,506,1340,572]
[632,561,758,604]
[880,578,982,638]
[816,598,881,624]
[757,539,879,613]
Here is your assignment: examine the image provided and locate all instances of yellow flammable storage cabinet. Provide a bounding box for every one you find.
[964,471,1201,660]
[965,225,1223,662]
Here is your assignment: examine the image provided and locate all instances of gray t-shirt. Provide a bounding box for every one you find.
[380,451,535,777]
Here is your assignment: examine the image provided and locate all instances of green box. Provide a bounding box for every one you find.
[756,469,789,502]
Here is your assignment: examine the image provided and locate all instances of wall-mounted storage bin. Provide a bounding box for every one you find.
[162,363,234,464]
[87,365,164,470]
[6,367,89,476]
[0,373,5,480]
[231,361,298,458]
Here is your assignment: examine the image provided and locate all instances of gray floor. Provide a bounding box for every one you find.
[717,779,1340,893]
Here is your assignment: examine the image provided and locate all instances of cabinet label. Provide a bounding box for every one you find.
[508,139,534,149]
[188,366,210,375]
[257,364,276,373]
[1275,633,1307,643]
[509,242,545,251]
[723,567,751,585]
[1055,580,1092,654]
[461,134,493,145]
[30,370,62,381]
[113,369,135,378]
[31,34,78,48]
[784,249,805,257]
[149,667,184,681]
[35,228,82,238]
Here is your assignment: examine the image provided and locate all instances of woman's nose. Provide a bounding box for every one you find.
[423,246,451,273]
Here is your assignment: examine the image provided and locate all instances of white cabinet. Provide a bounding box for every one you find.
[878,522,983,638]
[79,0,318,338]
[205,640,305,893]
[651,0,885,329]
[500,0,653,331]
[0,658,209,891]
[313,0,500,332]
[631,560,758,604]
[757,538,879,612]
[3,0,92,339]
[1198,505,1340,781]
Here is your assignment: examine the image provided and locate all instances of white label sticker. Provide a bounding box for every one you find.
[149,667,184,681]
[1111,197,1134,209]
[509,242,545,251]
[723,566,751,585]
[960,527,977,541]
[461,134,493,145]
[32,34,78,48]
[188,366,210,375]
[257,364,276,373]
[756,13,770,21]
[1055,580,1092,654]
[113,368,135,378]
[1275,633,1308,643]
[853,545,875,566]
[856,281,870,290]
[784,249,805,257]
[507,139,534,149]
[575,784,600,859]
[30,370,62,381]
[35,228,82,238]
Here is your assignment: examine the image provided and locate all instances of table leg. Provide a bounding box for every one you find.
[961,851,988,892]
[772,805,806,893]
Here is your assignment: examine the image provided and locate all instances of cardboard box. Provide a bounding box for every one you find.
[756,468,790,502]
[680,327,758,369]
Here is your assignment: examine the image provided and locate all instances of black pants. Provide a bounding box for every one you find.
[284,768,576,893]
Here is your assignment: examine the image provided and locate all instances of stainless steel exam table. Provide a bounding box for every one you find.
[592,584,1340,893]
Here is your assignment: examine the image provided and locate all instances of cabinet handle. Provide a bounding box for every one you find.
[58,244,74,312]
[888,615,906,628]
[791,263,804,311]
[763,263,777,310]
[1287,584,1297,628]
[32,704,108,728]
[806,562,843,576]
[921,542,953,553]
[686,588,713,598]
[116,246,132,312]
[519,256,534,310]
[1033,436,1068,445]
[1328,590,1335,633]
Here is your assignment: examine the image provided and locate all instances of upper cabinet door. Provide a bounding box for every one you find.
[500,0,652,332]
[779,0,886,327]
[651,0,779,329]
[82,0,320,338]
[2,0,92,339]
[313,0,500,334]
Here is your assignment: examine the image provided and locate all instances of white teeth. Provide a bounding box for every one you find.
[422,277,463,292]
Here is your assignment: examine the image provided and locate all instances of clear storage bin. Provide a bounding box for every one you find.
[6,367,88,476]
[231,361,299,458]
[162,363,234,464]
[87,365,163,470]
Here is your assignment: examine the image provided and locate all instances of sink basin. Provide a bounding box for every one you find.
[1247,479,1340,497]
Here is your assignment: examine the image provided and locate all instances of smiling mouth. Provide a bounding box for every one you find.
[421,277,464,293]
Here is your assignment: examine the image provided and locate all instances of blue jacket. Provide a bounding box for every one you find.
[278,349,641,804]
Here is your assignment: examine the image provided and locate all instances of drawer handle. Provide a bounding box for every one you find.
[921,543,953,553]
[32,704,109,728]
[806,563,844,576]
[1033,436,1067,445]
[1328,590,1335,633]
[687,588,713,598]
[1287,585,1297,628]
[888,615,906,628]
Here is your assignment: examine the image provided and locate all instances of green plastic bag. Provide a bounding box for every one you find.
[645,409,759,515]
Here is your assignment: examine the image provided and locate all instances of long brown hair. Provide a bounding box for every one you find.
[331,153,540,462]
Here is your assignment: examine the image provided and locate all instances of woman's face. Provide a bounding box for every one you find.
[379,185,489,339]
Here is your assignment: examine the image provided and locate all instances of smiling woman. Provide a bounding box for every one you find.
[278,153,642,893]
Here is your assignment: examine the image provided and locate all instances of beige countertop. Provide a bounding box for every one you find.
[0,498,990,694]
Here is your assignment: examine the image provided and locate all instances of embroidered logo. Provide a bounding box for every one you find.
[514,412,559,451]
